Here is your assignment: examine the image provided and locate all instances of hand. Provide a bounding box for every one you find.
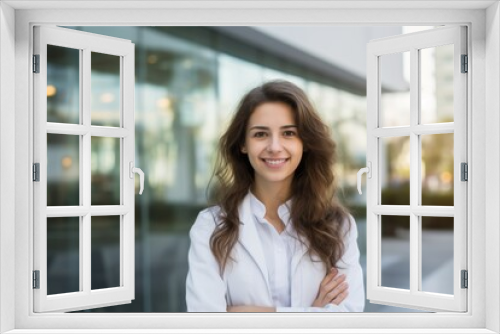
[311,268,349,307]
[227,306,276,312]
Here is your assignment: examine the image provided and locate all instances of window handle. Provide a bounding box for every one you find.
[357,162,371,195]
[129,161,145,195]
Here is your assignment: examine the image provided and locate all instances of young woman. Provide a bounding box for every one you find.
[186,80,364,312]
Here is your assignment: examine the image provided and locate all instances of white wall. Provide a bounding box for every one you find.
[485,2,500,333]
[0,2,16,333]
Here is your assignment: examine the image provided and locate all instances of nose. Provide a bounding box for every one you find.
[266,134,283,153]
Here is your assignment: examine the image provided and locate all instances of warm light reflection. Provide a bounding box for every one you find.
[100,93,115,103]
[47,85,57,97]
[61,156,73,169]
[156,97,171,110]
[441,171,453,184]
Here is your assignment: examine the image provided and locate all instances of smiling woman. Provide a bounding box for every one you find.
[186,80,365,312]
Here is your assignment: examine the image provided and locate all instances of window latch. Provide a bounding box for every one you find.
[357,162,372,195]
[129,161,144,195]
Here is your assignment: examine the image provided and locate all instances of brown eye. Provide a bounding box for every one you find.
[283,130,296,137]
[253,132,267,138]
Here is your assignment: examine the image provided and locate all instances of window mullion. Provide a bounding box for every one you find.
[78,48,84,293]
[409,47,420,294]
[82,47,91,294]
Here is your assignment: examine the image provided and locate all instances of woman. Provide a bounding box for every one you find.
[186,80,364,312]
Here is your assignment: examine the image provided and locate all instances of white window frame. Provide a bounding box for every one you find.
[0,2,499,333]
[33,25,136,313]
[365,26,468,312]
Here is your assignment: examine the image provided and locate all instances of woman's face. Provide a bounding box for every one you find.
[242,101,304,191]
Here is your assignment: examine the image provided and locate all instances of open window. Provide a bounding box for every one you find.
[33,26,140,312]
[363,26,467,312]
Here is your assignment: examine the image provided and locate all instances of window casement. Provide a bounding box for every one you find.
[364,26,468,312]
[33,26,140,312]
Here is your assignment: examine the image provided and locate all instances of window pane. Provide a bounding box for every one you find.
[91,137,120,206]
[47,134,80,206]
[47,217,80,295]
[421,133,454,206]
[381,215,410,290]
[380,51,410,127]
[420,44,454,124]
[47,45,80,124]
[421,217,454,294]
[91,52,121,127]
[91,216,120,290]
[381,136,410,205]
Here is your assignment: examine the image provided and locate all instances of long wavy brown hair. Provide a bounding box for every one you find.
[209,80,350,274]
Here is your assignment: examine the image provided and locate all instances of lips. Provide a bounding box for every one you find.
[261,158,289,168]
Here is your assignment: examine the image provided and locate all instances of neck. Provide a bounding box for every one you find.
[251,182,291,218]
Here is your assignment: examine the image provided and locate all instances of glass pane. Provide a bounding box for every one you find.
[381,215,410,290]
[421,217,454,294]
[47,217,80,295]
[381,136,410,205]
[47,134,79,206]
[47,45,80,124]
[380,51,410,127]
[91,137,120,206]
[91,216,120,290]
[91,52,121,127]
[421,133,454,206]
[420,44,454,124]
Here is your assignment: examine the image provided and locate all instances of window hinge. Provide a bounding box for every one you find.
[461,270,468,289]
[33,54,40,73]
[33,270,40,289]
[33,163,40,182]
[461,54,468,73]
[461,162,468,181]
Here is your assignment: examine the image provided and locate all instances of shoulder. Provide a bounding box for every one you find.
[190,206,223,236]
[341,213,358,240]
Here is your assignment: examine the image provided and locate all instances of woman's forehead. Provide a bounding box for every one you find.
[248,102,296,127]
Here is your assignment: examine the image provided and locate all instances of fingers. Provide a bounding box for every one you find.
[324,272,346,293]
[313,268,350,308]
[331,289,349,305]
[319,268,338,287]
[325,281,349,305]
[317,269,348,305]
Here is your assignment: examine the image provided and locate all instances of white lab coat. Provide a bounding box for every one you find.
[186,193,365,312]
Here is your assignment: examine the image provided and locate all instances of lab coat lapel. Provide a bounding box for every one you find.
[237,194,272,297]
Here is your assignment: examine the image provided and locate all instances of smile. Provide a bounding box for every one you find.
[261,158,289,168]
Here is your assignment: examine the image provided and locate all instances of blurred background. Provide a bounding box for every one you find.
[45,26,455,313]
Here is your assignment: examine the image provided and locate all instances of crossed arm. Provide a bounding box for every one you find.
[226,267,349,312]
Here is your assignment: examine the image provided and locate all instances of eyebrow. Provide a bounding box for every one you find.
[248,125,298,131]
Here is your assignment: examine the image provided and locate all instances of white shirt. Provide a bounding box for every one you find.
[249,192,298,308]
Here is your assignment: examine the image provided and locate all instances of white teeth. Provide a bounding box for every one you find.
[265,159,286,165]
